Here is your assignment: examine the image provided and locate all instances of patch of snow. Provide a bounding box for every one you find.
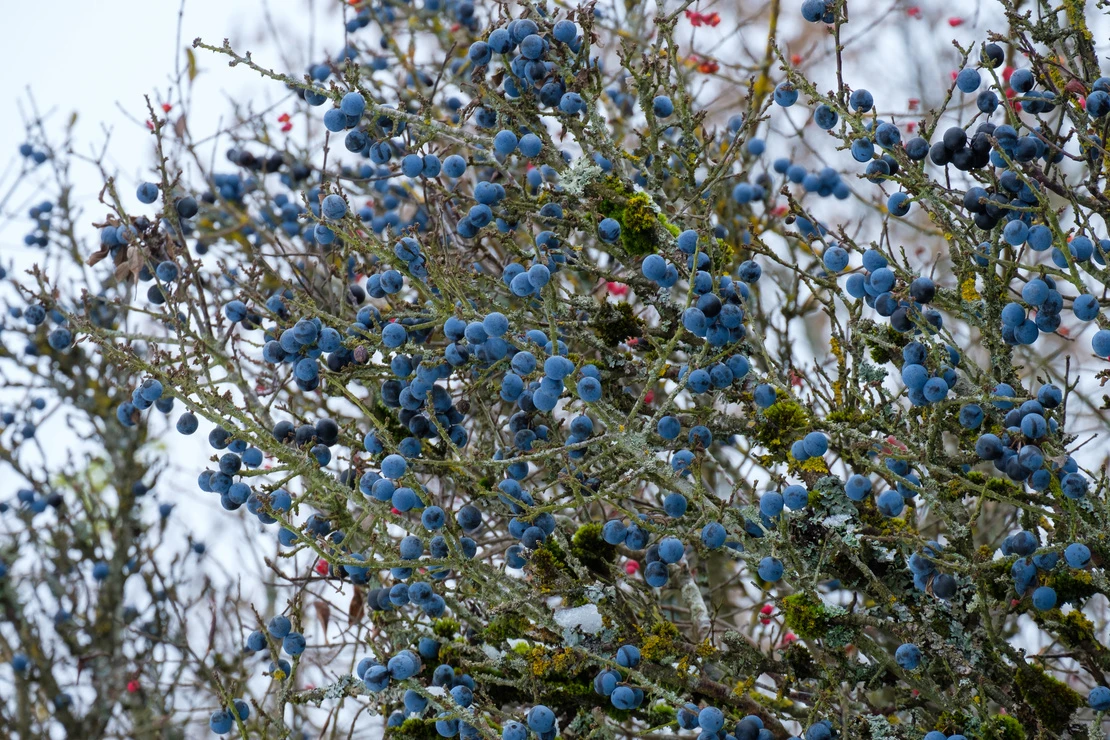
[553,604,603,634]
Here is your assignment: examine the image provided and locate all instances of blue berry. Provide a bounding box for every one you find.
[845,474,871,501]
[876,489,905,517]
[137,182,159,203]
[340,92,366,117]
[1089,686,1110,711]
[652,95,674,117]
[598,218,621,243]
[894,643,921,670]
[1031,585,1056,611]
[663,493,687,518]
[955,68,981,93]
[1064,543,1090,569]
[210,710,234,734]
[321,194,347,220]
[757,556,784,582]
[526,705,556,734]
[773,82,799,107]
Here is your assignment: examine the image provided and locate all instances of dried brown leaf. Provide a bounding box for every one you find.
[86,245,111,267]
[348,587,365,624]
[314,600,331,639]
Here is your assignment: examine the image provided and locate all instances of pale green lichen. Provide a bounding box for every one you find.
[560,157,604,198]
[865,713,898,740]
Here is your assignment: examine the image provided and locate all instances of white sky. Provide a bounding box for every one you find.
[0,0,348,216]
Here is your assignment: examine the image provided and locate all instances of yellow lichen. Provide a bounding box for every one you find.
[960,277,981,301]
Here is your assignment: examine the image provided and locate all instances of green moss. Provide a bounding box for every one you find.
[751,398,809,460]
[984,477,1022,498]
[659,217,680,237]
[977,714,1024,740]
[865,323,910,365]
[435,641,463,665]
[981,558,1014,601]
[855,495,917,539]
[713,237,735,268]
[528,538,573,593]
[639,621,680,661]
[1036,608,1094,648]
[590,302,643,347]
[388,718,440,740]
[620,193,660,256]
[432,618,460,639]
[484,612,529,643]
[1014,664,1081,733]
[591,176,661,257]
[825,408,866,426]
[781,592,831,640]
[934,711,970,737]
[1044,567,1098,604]
[570,523,617,574]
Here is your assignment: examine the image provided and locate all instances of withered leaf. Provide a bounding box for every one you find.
[314,600,331,639]
[86,245,111,267]
[348,586,365,624]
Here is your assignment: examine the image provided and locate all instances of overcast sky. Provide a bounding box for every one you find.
[0,0,347,222]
